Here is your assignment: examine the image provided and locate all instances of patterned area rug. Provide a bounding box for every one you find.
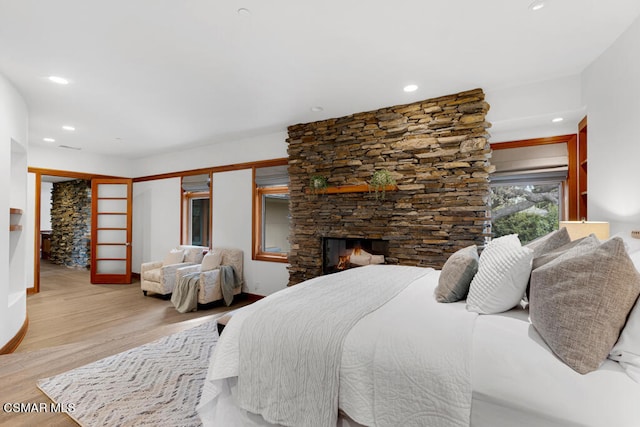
[37,319,219,427]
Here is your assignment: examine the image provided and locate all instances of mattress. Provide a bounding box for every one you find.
[200,269,640,427]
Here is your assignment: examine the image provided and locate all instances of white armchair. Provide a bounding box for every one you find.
[140,245,207,296]
[175,247,244,305]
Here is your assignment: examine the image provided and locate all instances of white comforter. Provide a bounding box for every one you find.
[339,269,477,427]
[200,266,478,427]
[199,267,640,427]
[236,265,431,427]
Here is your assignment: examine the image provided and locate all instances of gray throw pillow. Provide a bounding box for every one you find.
[524,229,588,299]
[531,234,598,270]
[529,237,640,374]
[526,227,571,258]
[435,245,478,303]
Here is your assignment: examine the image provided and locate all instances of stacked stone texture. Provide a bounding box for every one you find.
[50,180,92,268]
[286,88,492,286]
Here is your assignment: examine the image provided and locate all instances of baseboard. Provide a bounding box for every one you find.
[243,292,265,303]
[0,315,29,354]
[131,272,141,280]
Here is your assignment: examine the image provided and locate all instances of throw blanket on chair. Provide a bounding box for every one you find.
[171,272,200,313]
[235,265,431,427]
[220,265,241,306]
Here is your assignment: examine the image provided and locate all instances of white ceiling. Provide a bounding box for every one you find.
[1,0,639,159]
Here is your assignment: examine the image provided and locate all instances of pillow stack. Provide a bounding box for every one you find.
[434,227,640,379]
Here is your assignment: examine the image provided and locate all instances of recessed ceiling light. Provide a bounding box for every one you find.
[310,106,324,112]
[552,117,564,123]
[48,76,69,85]
[43,137,56,142]
[62,125,76,131]
[237,8,251,15]
[529,0,545,11]
[403,84,418,93]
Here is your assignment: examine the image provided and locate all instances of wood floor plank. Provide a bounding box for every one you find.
[0,261,251,426]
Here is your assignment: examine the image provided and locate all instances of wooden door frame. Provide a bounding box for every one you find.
[28,168,122,294]
[91,178,133,284]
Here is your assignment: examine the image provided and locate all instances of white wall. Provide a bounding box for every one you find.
[29,145,135,178]
[211,169,289,295]
[134,130,288,176]
[132,178,182,272]
[487,74,585,143]
[131,132,290,295]
[0,73,29,350]
[583,14,640,235]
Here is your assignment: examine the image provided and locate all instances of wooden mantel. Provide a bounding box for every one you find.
[304,184,397,195]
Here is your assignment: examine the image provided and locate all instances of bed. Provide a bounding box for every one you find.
[197,231,640,427]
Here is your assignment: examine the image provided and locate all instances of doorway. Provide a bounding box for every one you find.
[29,168,128,293]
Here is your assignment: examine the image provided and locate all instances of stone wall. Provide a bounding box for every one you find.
[286,88,492,285]
[50,180,92,268]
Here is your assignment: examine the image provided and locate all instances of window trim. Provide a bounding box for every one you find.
[490,134,578,221]
[185,192,210,247]
[252,164,290,263]
[180,173,212,247]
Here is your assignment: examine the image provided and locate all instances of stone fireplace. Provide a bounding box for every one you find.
[286,88,492,286]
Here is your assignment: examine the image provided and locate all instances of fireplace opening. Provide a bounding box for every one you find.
[322,237,389,275]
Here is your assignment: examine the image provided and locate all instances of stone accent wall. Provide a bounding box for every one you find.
[50,180,92,268]
[287,88,492,285]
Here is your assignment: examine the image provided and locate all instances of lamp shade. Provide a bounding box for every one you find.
[559,221,610,241]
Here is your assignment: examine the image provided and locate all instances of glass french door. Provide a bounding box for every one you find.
[91,178,132,284]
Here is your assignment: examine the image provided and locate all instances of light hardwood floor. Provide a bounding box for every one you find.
[0,261,251,426]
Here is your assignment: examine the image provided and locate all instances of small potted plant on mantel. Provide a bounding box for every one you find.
[369,169,396,200]
[309,174,329,196]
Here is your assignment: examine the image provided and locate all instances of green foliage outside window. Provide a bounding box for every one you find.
[491,184,560,244]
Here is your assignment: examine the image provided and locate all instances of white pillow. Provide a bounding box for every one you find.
[183,246,205,264]
[466,235,533,314]
[630,251,640,272]
[610,298,640,383]
[163,248,185,266]
[611,232,640,255]
[610,232,640,271]
[201,251,223,271]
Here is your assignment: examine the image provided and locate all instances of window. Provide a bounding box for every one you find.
[490,183,561,244]
[181,174,211,247]
[187,195,210,246]
[253,164,290,263]
[490,136,577,244]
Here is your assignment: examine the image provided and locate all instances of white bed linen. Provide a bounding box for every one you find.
[236,265,430,427]
[199,269,640,427]
[339,270,477,426]
[471,307,640,427]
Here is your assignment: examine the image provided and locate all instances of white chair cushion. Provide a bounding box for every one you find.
[163,248,185,266]
[145,267,163,283]
[183,246,206,264]
[202,251,223,271]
